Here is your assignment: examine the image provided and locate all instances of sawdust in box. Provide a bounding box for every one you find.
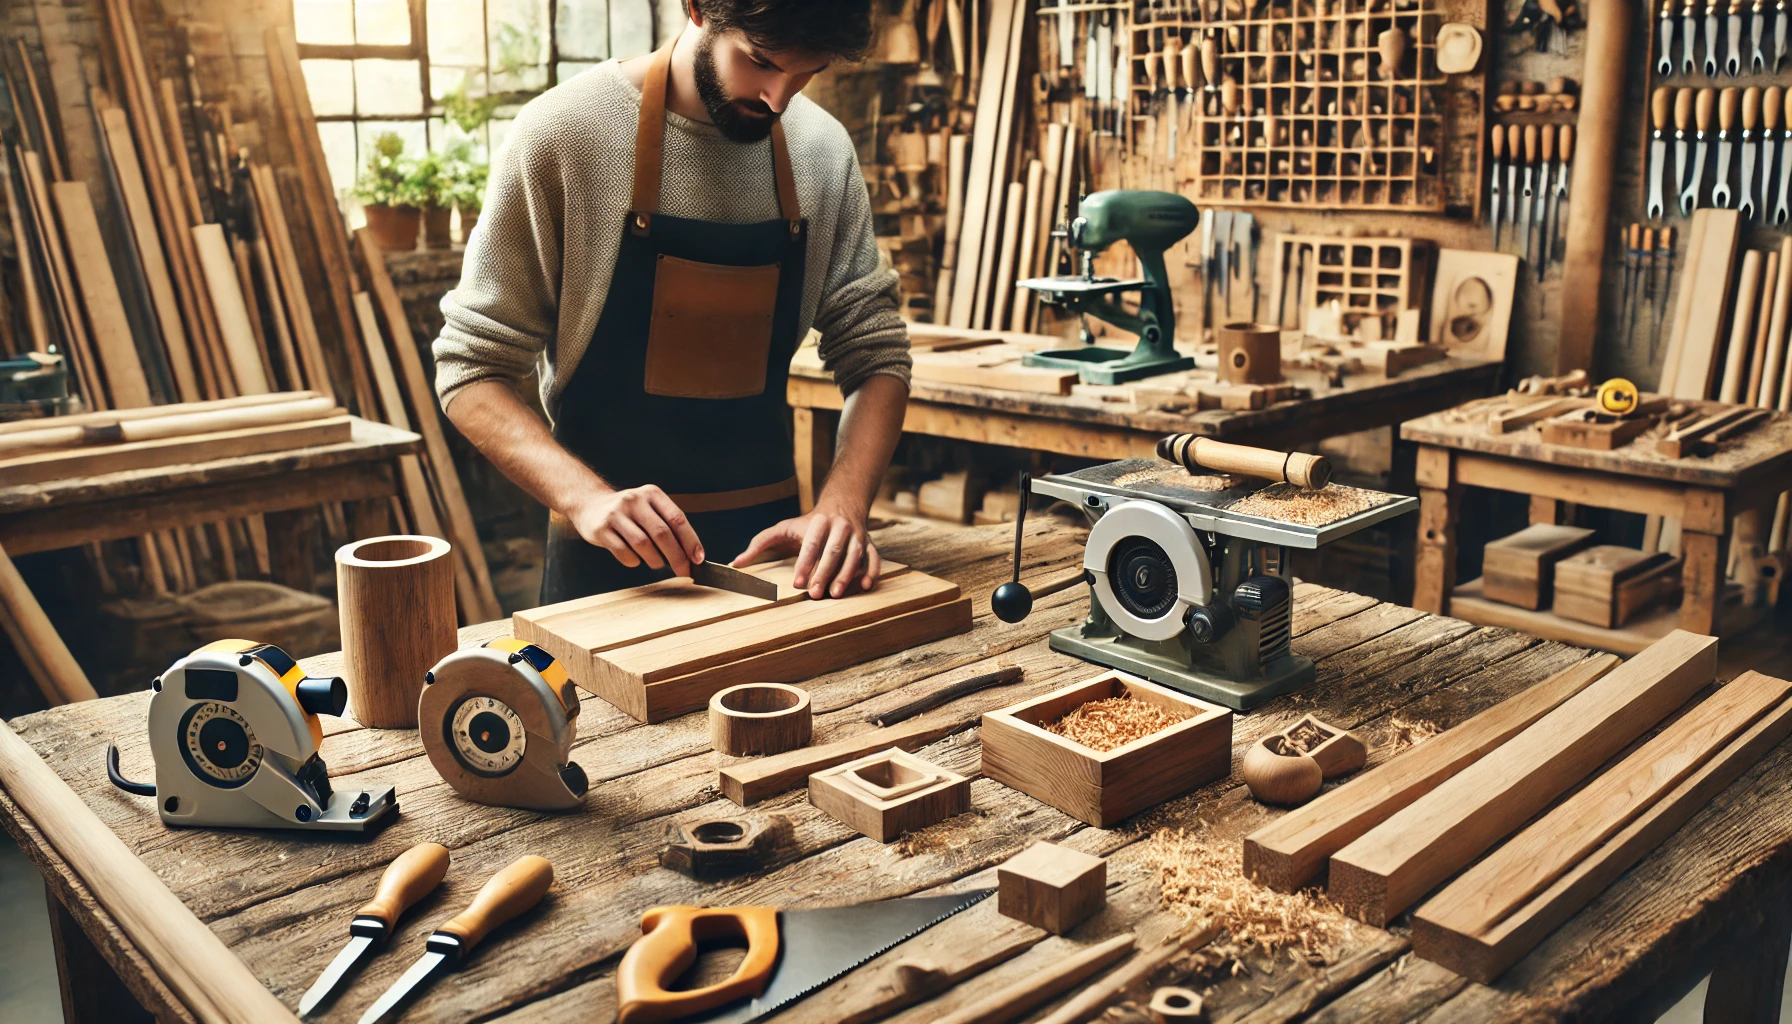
[1223,482,1394,526]
[1045,695,1191,752]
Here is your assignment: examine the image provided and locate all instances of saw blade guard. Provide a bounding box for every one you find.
[1084,500,1214,641]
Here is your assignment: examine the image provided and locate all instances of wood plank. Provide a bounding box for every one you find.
[970,3,1027,329]
[0,417,352,487]
[0,541,98,705]
[18,148,102,408]
[0,147,49,352]
[910,348,1078,394]
[1718,249,1765,404]
[352,290,441,537]
[946,0,1018,327]
[191,224,269,396]
[48,181,153,409]
[0,391,316,436]
[1413,670,1792,983]
[96,106,196,401]
[1481,523,1596,609]
[252,165,331,398]
[1489,396,1588,433]
[0,395,337,459]
[1242,654,1620,892]
[1328,630,1718,926]
[989,179,1026,331]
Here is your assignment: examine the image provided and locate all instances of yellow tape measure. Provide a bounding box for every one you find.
[1596,378,1638,416]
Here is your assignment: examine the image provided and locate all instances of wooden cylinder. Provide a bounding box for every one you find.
[1217,322,1283,384]
[1157,435,1333,490]
[709,683,813,756]
[336,535,456,728]
[1556,0,1628,373]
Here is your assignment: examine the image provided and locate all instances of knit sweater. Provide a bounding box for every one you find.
[433,61,911,419]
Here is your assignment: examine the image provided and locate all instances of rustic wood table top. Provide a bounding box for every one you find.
[2,516,1784,1024]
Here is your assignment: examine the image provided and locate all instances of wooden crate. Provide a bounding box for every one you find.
[1482,524,1596,610]
[1554,547,1684,629]
[980,671,1232,828]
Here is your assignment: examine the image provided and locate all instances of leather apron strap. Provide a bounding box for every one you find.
[629,35,802,237]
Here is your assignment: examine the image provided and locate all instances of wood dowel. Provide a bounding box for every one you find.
[0,390,317,436]
[1720,249,1764,404]
[1157,435,1332,489]
[990,180,1026,331]
[933,933,1136,1024]
[0,395,335,458]
[1031,921,1221,1024]
[0,541,98,704]
[51,181,154,409]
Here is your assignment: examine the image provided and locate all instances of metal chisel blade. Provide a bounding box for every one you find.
[1662,14,1679,74]
[1708,9,1723,75]
[300,935,375,1016]
[689,560,779,600]
[1743,138,1759,218]
[1686,11,1702,73]
[356,950,447,1024]
[1684,140,1708,214]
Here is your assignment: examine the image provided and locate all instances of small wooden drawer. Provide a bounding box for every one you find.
[1483,524,1596,610]
[809,748,970,843]
[980,671,1232,828]
[1554,546,1683,628]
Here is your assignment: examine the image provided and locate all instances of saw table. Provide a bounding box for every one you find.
[5,517,1792,1024]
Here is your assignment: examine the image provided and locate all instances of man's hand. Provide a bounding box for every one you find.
[732,500,880,598]
[568,485,704,576]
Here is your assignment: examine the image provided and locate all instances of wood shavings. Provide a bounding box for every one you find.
[1044,696,1189,752]
[1113,466,1238,491]
[1145,827,1354,973]
[1280,719,1335,755]
[1379,717,1442,758]
[1224,483,1392,526]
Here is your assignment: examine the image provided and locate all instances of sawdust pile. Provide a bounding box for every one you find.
[1045,696,1188,752]
[1114,466,1238,491]
[1279,718,1335,756]
[1224,483,1391,526]
[1145,827,1354,972]
[1379,717,1443,758]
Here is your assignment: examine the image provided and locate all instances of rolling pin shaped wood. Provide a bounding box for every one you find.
[1156,434,1332,489]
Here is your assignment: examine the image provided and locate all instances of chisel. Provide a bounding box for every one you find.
[1649,86,1674,220]
[1765,86,1784,220]
[1621,224,1643,340]
[1639,227,1657,347]
[1707,0,1724,75]
[1675,87,1697,212]
[1662,0,1681,73]
[1728,0,1745,75]
[1742,86,1762,220]
[1779,87,1792,224]
[357,856,555,1024]
[1754,0,1770,69]
[1714,86,1739,208]
[1685,0,1703,73]
[1491,124,1506,249]
[1536,126,1554,280]
[1507,123,1522,227]
[1778,0,1789,69]
[1549,125,1574,264]
[1684,88,1714,215]
[1654,226,1677,358]
[1520,125,1538,270]
[299,843,451,1016]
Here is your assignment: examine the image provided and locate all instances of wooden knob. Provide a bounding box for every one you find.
[1767,86,1785,131]
[1522,123,1538,164]
[708,683,813,756]
[1242,737,1324,805]
[1653,86,1675,131]
[358,843,451,930]
[1744,86,1761,130]
[1697,87,1717,132]
[436,855,554,954]
[1675,87,1695,131]
[1541,123,1556,162]
[1559,124,1575,162]
[1720,86,1740,131]
[1491,124,1506,158]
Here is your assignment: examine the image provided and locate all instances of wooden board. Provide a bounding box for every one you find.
[1481,523,1596,610]
[910,344,1079,395]
[945,0,1018,327]
[191,224,270,396]
[0,416,352,487]
[1242,654,1619,892]
[1413,669,1792,983]
[49,181,153,409]
[1537,408,1659,450]
[1328,630,1718,926]
[1554,547,1683,629]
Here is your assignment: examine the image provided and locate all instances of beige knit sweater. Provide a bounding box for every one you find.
[433,61,911,419]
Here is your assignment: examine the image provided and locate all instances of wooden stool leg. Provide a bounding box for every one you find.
[45,884,153,1024]
[794,408,837,513]
[1412,446,1460,615]
[1680,530,1728,635]
[1529,495,1561,525]
[1705,900,1791,1024]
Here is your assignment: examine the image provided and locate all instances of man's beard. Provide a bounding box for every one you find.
[693,32,779,143]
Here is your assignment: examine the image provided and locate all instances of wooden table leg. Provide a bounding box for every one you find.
[1680,528,1729,636]
[45,882,153,1024]
[1413,446,1460,615]
[793,407,836,513]
[1530,495,1562,525]
[1704,900,1791,1024]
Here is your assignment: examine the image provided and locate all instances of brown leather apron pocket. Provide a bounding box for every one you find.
[643,253,780,398]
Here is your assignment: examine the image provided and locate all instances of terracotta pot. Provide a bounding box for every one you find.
[457,205,481,244]
[422,204,453,250]
[363,204,420,252]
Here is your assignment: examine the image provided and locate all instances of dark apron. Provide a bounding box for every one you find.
[540,37,808,604]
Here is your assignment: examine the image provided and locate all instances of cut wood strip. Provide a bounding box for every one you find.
[49,181,152,408]
[354,227,501,622]
[720,717,957,806]
[970,4,1028,329]
[192,224,269,395]
[0,148,49,352]
[1243,655,1622,892]
[352,290,440,536]
[992,176,1030,332]
[1668,210,1742,401]
[0,416,352,487]
[0,395,337,458]
[1745,249,1782,405]
[1658,208,1709,399]
[932,933,1136,1024]
[910,349,1077,394]
[232,238,275,382]
[0,390,316,435]
[0,541,98,704]
[246,199,301,391]
[157,78,205,226]
[946,0,1019,327]
[1027,123,1065,330]
[253,164,332,398]
[1488,396,1589,433]
[1032,922,1223,1024]
[934,132,966,318]
[1413,669,1792,982]
[1762,238,1792,410]
[1719,249,1764,404]
[1328,631,1717,926]
[1657,405,1759,458]
[19,149,102,408]
[12,39,64,181]
[0,717,296,1022]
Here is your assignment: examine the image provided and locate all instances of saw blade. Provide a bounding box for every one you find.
[686,889,994,1024]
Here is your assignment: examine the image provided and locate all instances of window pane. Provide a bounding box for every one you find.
[609,0,653,59]
[488,116,517,153]
[301,59,355,117]
[432,65,487,104]
[357,120,429,171]
[490,0,550,91]
[317,121,359,197]
[356,0,411,45]
[651,0,684,48]
[429,0,487,65]
[294,0,353,45]
[355,59,425,115]
[557,0,608,60]
[557,61,600,82]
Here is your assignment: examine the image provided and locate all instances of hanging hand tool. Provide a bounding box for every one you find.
[300,844,452,1016]
[616,890,993,1024]
[1779,87,1792,224]
[1707,0,1724,75]
[1675,87,1697,213]
[1742,86,1763,220]
[1663,0,1681,72]
[1507,124,1523,229]
[1685,0,1704,73]
[1163,32,1182,159]
[1754,0,1771,68]
[1056,0,1076,74]
[1536,126,1555,280]
[1518,125,1538,269]
[1715,86,1740,208]
[1728,0,1746,74]
[1654,226,1676,358]
[1638,227,1656,346]
[1236,212,1259,321]
[1685,88,1714,215]
[1764,86,1784,221]
[1777,0,1789,68]
[1214,210,1235,318]
[1549,125,1573,265]
[356,856,555,1024]
[1491,124,1506,249]
[1650,87,1674,221]
[1622,224,1644,342]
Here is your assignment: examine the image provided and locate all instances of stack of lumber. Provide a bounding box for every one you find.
[513,558,971,722]
[0,20,499,621]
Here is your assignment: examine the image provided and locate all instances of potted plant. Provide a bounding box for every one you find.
[440,139,489,243]
[410,150,454,251]
[354,132,423,251]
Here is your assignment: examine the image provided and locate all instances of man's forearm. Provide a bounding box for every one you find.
[815,374,908,514]
[442,379,611,514]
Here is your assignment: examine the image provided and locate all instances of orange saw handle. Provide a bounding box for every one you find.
[616,905,781,1024]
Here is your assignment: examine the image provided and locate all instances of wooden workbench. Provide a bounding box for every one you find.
[1402,399,1792,652]
[4,516,1788,1023]
[788,352,1502,506]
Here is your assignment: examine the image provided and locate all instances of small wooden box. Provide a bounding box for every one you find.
[980,671,1232,828]
[997,841,1107,935]
[809,748,970,843]
[1482,524,1596,610]
[1553,546,1684,628]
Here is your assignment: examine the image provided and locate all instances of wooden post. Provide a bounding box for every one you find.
[1679,527,1727,635]
[1529,495,1561,525]
[1413,445,1460,615]
[1555,0,1628,373]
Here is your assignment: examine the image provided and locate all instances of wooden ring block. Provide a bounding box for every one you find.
[709,683,812,756]
[1148,986,1206,1022]
[809,748,969,843]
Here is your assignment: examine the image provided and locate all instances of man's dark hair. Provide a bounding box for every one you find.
[692,0,876,61]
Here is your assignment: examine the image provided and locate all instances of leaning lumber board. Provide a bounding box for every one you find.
[1328,630,1717,926]
[0,541,98,704]
[0,718,296,1022]
[18,149,101,408]
[1717,248,1764,404]
[1413,669,1792,982]
[192,224,270,395]
[970,3,1028,329]
[946,0,1018,326]
[0,148,49,352]
[989,180,1026,331]
[1243,654,1620,893]
[253,165,331,398]
[0,416,351,487]
[721,716,962,806]
[49,181,153,409]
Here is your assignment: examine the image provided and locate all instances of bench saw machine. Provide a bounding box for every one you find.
[992,435,1417,710]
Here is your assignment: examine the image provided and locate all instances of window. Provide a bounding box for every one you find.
[294,0,641,202]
